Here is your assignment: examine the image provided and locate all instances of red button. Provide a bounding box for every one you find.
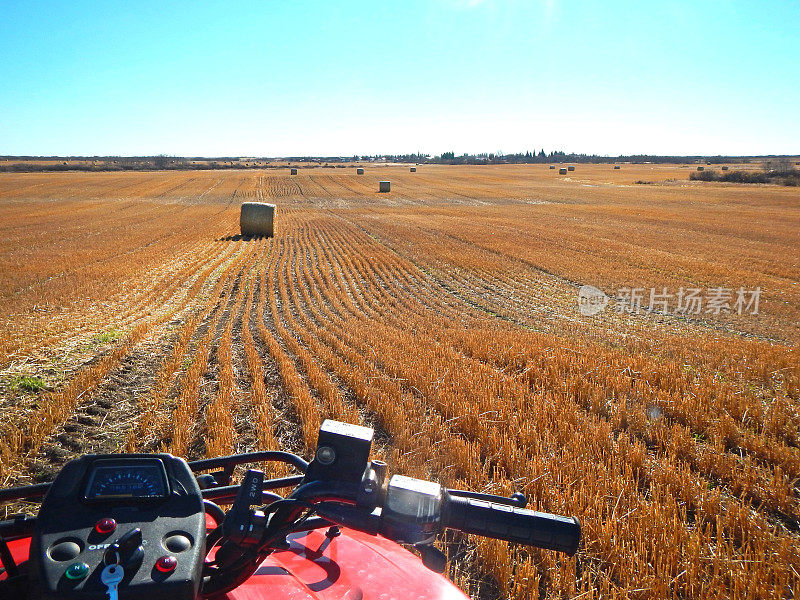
[95,518,116,535]
[155,556,177,573]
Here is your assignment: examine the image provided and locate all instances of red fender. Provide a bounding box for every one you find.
[230,529,469,600]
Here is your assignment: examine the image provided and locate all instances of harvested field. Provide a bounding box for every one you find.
[0,164,798,599]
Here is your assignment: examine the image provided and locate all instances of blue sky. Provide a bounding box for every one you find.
[1,0,798,156]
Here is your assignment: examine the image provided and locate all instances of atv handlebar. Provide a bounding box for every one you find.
[445,495,581,556]
[0,420,582,600]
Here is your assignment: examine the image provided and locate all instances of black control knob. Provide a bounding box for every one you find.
[104,527,145,567]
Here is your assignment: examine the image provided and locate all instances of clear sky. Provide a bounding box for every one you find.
[1,0,798,157]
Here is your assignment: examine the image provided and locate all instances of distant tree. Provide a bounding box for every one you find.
[774,158,792,174]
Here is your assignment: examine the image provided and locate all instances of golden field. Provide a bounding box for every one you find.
[0,164,798,599]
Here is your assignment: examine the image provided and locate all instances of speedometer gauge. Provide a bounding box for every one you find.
[84,459,169,500]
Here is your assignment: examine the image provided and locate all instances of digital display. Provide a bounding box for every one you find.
[84,460,169,500]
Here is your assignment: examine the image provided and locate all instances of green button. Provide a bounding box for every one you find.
[65,562,89,580]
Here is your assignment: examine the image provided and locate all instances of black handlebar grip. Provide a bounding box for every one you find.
[444,496,581,555]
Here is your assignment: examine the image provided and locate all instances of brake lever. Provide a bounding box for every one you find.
[446,489,527,508]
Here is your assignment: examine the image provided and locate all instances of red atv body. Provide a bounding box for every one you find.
[2,525,469,599]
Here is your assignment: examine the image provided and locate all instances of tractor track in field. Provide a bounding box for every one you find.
[20,327,181,487]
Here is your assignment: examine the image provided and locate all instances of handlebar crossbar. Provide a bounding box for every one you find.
[200,475,304,503]
[0,455,308,505]
[189,451,309,474]
[0,482,50,504]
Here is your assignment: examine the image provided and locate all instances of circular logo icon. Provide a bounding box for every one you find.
[578,285,609,316]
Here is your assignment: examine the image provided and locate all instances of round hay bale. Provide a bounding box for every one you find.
[356,168,365,175]
[721,166,729,171]
[559,168,567,175]
[549,165,556,169]
[240,202,275,237]
[379,181,391,193]
[410,167,416,172]
[614,165,621,169]
[567,165,575,171]
[290,168,298,175]
[697,166,705,171]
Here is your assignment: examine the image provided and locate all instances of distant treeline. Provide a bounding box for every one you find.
[0,156,356,173]
[293,152,796,166]
[1,153,798,173]
[690,166,799,187]
[425,152,797,165]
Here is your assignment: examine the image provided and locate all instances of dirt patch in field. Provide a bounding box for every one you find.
[23,327,181,485]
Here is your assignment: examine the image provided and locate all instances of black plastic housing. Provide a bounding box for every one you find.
[29,454,205,600]
[304,420,373,484]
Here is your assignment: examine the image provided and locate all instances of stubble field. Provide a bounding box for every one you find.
[0,164,798,599]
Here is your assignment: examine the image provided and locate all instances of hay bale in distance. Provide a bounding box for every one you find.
[240,202,275,237]
[559,168,568,175]
[721,166,729,171]
[379,181,391,193]
[549,165,556,169]
[567,165,575,172]
[410,167,416,172]
[697,166,705,171]
[614,165,621,169]
[290,168,298,175]
[356,168,365,175]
